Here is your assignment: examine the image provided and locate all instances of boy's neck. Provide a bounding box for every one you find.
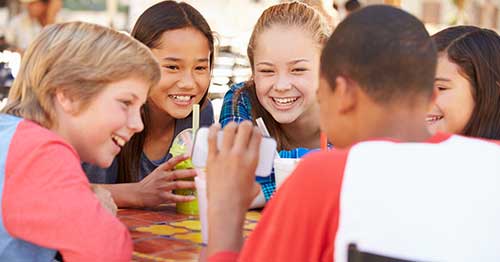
[357,104,433,144]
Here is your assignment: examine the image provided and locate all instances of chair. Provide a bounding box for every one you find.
[348,243,419,262]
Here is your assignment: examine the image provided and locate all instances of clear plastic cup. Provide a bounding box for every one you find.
[273,158,300,189]
[174,158,198,215]
[170,128,198,215]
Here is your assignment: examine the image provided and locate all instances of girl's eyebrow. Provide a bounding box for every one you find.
[162,57,209,63]
[256,59,310,67]
[122,92,139,100]
[163,57,180,62]
[287,59,310,65]
[435,77,451,82]
[256,61,274,66]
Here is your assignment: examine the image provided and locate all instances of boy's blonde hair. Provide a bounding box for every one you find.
[2,22,160,128]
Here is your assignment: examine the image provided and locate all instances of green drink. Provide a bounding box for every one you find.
[170,130,198,215]
[174,158,198,215]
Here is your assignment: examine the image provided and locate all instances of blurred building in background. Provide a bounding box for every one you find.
[0,0,498,111]
[393,0,499,34]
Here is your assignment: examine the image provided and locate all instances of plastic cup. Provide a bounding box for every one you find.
[174,182,198,215]
[194,170,208,244]
[174,158,198,215]
[273,158,300,189]
[169,129,198,215]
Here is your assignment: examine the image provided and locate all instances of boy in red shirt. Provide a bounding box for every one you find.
[0,22,160,261]
[206,5,500,262]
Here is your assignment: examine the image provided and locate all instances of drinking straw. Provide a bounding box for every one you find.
[256,117,280,159]
[256,117,271,137]
[320,132,328,151]
[192,104,200,135]
[180,129,194,154]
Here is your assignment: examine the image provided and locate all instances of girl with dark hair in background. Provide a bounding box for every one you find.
[83,0,215,208]
[427,26,500,139]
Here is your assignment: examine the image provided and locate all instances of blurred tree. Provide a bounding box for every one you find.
[63,0,127,12]
[451,0,467,24]
[63,0,105,10]
[6,0,21,18]
[384,0,400,6]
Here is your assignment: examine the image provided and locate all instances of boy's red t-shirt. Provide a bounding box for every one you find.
[209,133,500,261]
[3,119,132,261]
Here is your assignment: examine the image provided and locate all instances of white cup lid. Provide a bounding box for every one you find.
[192,127,277,177]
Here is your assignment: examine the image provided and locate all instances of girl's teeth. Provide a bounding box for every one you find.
[171,95,191,102]
[273,97,298,105]
[112,135,126,147]
[426,116,443,122]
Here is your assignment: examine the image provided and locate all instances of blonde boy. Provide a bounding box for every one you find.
[0,22,159,261]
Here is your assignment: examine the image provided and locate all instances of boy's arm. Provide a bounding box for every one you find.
[92,182,143,207]
[206,122,262,257]
[3,141,132,261]
[209,149,348,262]
[90,184,117,215]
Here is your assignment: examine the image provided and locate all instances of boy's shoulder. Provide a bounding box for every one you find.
[0,115,77,158]
[292,149,350,182]
[346,133,500,158]
[17,119,68,144]
[295,133,500,178]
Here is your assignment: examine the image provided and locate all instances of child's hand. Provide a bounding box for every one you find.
[207,122,261,210]
[134,155,197,208]
[91,185,117,216]
[206,121,262,255]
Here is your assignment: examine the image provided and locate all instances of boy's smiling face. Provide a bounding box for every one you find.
[54,77,149,168]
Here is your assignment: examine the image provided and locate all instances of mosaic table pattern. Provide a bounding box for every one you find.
[118,205,262,262]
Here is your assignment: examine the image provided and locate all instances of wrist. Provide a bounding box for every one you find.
[104,183,143,208]
[208,205,246,256]
[128,183,145,208]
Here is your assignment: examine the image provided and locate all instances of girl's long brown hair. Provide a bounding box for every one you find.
[432,26,500,139]
[116,1,214,183]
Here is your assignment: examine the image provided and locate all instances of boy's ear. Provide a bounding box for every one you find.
[55,90,79,115]
[335,76,357,114]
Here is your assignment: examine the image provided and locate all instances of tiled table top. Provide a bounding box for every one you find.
[118,205,261,262]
